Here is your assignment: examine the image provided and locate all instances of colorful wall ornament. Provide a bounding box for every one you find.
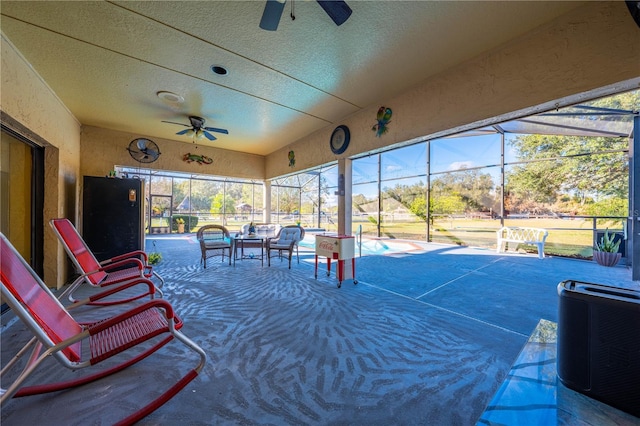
[288,150,295,167]
[372,106,392,137]
[183,152,213,165]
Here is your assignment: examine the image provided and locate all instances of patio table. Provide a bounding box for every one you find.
[233,235,266,266]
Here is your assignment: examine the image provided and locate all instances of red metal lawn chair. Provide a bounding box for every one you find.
[0,233,206,425]
[50,218,165,305]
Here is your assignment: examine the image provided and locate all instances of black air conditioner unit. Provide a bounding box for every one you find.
[557,280,640,417]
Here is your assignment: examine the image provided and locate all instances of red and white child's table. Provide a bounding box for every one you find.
[314,234,357,288]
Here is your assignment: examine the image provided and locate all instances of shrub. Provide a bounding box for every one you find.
[172,215,198,232]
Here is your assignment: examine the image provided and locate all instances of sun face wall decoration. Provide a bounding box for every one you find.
[372,106,392,137]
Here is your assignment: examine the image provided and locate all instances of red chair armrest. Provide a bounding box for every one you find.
[101,250,148,265]
[83,278,156,304]
[87,299,176,334]
[100,257,145,271]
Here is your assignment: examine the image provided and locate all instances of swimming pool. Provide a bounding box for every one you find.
[299,234,425,256]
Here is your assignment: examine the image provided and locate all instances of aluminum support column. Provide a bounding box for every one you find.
[631,115,639,281]
[337,158,352,235]
[263,181,271,223]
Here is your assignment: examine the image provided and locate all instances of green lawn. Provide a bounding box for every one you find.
[152,215,622,259]
[359,217,624,259]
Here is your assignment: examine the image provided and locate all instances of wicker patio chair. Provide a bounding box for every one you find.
[266,225,304,268]
[197,224,232,267]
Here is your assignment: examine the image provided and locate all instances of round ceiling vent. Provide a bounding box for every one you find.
[156,91,184,104]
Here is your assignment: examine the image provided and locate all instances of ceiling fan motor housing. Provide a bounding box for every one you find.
[189,116,206,130]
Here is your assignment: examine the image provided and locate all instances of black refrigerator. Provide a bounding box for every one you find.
[82,176,145,262]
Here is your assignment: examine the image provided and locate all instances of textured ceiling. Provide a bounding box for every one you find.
[0,1,584,155]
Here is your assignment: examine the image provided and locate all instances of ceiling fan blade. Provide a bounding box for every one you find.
[203,131,217,141]
[176,129,192,136]
[317,0,351,26]
[204,127,229,134]
[627,1,640,28]
[259,0,286,31]
[161,120,190,127]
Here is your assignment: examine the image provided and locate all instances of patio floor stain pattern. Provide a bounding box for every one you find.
[141,253,523,425]
[2,235,637,425]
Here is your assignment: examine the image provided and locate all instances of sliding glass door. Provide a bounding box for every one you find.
[0,128,44,276]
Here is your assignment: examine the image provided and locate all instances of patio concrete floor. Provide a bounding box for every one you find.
[1,234,638,425]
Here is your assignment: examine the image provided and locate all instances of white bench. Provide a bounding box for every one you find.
[496,227,548,259]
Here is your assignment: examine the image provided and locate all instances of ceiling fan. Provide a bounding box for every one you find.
[127,138,161,163]
[162,115,229,142]
[259,0,352,31]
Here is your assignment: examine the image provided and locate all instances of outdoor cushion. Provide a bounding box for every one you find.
[271,228,301,247]
[267,227,303,269]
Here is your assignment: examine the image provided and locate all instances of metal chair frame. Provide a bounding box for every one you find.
[50,218,165,305]
[0,233,206,425]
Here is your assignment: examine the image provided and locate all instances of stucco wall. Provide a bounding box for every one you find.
[265,1,640,179]
[80,126,264,180]
[1,34,81,288]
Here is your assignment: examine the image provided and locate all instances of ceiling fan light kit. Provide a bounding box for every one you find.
[162,115,229,144]
[177,128,195,138]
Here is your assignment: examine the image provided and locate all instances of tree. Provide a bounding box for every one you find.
[190,180,223,212]
[431,170,496,211]
[273,186,300,214]
[507,135,628,199]
[382,171,497,221]
[431,193,466,215]
[384,182,425,209]
[506,91,637,214]
[505,160,562,204]
[409,196,427,221]
[241,183,262,213]
[352,193,371,214]
[584,197,628,218]
[210,193,235,215]
[383,182,426,222]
